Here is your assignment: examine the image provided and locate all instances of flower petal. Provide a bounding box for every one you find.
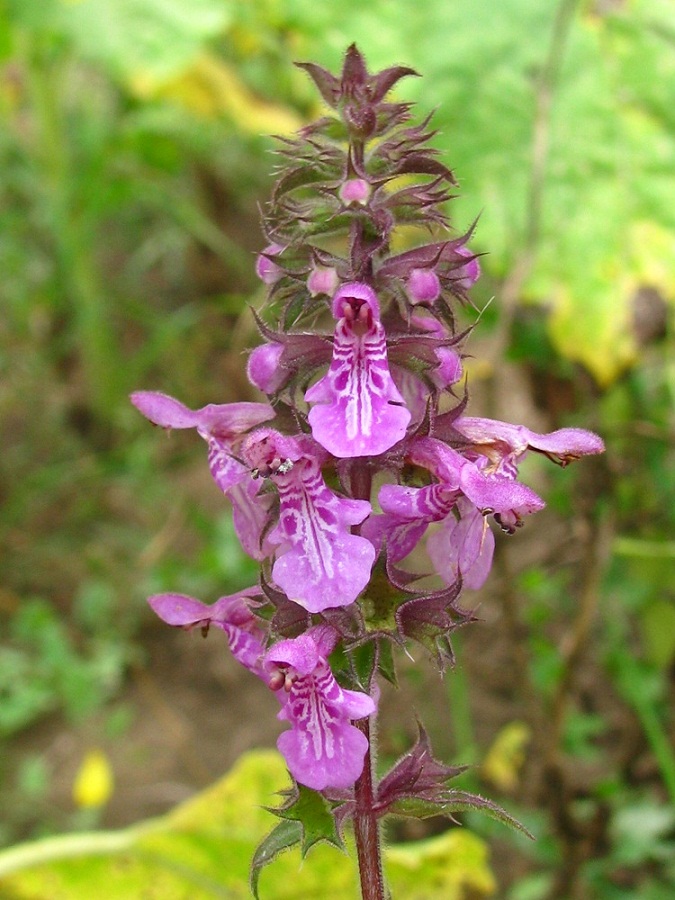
[427,501,495,589]
[131,391,274,436]
[306,283,410,457]
[148,591,265,674]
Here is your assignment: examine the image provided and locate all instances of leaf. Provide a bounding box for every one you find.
[0,750,288,898]
[641,599,675,670]
[250,821,302,900]
[385,829,496,900]
[142,53,304,134]
[54,0,233,84]
[390,790,534,839]
[0,748,499,898]
[272,783,345,856]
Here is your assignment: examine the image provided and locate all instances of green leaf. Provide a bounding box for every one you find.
[272,783,345,856]
[250,821,301,900]
[641,599,675,670]
[19,0,233,84]
[390,790,534,839]
[0,750,288,898]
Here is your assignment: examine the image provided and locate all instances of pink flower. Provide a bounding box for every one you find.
[148,590,266,676]
[453,417,605,476]
[130,391,275,560]
[407,268,441,305]
[241,429,375,611]
[339,178,371,205]
[305,283,411,457]
[308,265,339,297]
[409,436,545,534]
[265,626,376,790]
[247,343,287,394]
[255,243,285,285]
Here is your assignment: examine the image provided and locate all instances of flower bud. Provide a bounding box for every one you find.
[407,268,441,305]
[344,102,377,138]
[339,178,371,206]
[255,243,285,285]
[307,265,339,297]
[456,246,481,289]
[247,343,286,394]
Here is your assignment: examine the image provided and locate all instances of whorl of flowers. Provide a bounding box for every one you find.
[132,46,603,800]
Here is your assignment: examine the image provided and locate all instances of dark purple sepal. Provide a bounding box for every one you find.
[251,310,333,380]
[260,568,311,638]
[294,61,341,108]
[319,604,365,643]
[375,724,468,817]
[392,154,456,183]
[340,43,368,94]
[272,165,339,203]
[395,581,477,672]
[368,65,419,104]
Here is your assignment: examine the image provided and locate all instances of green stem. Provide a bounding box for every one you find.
[632,695,675,807]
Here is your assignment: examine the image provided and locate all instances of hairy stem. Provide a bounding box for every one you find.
[353,717,385,900]
[349,459,384,899]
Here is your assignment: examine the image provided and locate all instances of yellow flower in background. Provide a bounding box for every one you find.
[481,721,531,793]
[73,749,114,810]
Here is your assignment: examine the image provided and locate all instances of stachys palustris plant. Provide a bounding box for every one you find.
[132,45,604,899]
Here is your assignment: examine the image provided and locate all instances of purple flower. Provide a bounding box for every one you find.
[130,391,275,560]
[339,177,371,206]
[255,243,285,285]
[454,244,481,289]
[305,283,411,458]
[407,268,441,306]
[454,417,605,476]
[426,497,495,589]
[247,342,287,394]
[241,429,375,611]
[148,589,266,676]
[264,625,376,790]
[409,436,545,533]
[363,482,457,567]
[307,265,339,297]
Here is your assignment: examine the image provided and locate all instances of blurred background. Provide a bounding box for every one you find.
[0,0,673,897]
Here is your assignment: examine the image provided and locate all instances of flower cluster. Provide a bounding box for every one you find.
[133,46,603,799]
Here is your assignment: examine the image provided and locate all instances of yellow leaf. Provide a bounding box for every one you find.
[386,829,497,899]
[481,721,531,793]
[72,749,114,810]
[131,52,303,135]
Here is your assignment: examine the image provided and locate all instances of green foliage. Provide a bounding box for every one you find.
[0,597,130,737]
[0,750,496,899]
[226,0,674,383]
